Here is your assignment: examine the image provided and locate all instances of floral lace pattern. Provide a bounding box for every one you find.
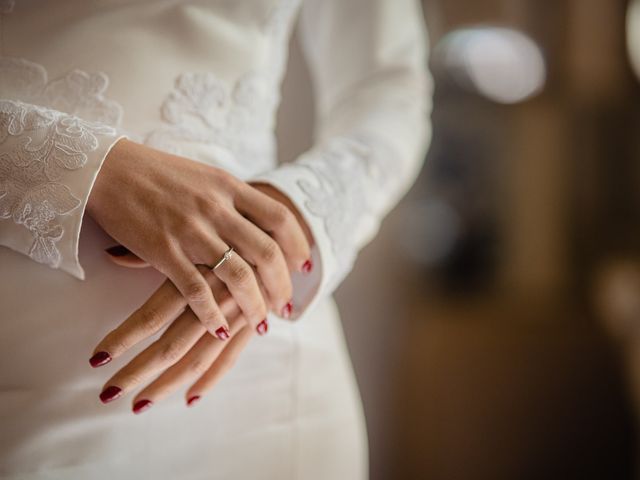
[145,0,300,171]
[0,57,119,268]
[0,57,123,126]
[0,100,116,267]
[145,72,277,171]
[294,135,398,289]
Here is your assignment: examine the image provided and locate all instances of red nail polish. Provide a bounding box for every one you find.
[89,351,112,368]
[281,301,293,319]
[133,399,153,414]
[302,259,313,274]
[187,395,201,407]
[215,326,230,341]
[256,319,269,335]
[105,245,129,257]
[99,385,122,403]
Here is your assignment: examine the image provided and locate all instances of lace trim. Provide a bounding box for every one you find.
[0,100,116,267]
[294,136,397,288]
[0,57,119,268]
[0,57,123,126]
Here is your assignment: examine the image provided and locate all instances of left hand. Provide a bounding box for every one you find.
[94,267,255,413]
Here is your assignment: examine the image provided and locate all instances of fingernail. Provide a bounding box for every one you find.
[215,326,230,341]
[187,395,201,407]
[133,399,153,414]
[302,259,313,274]
[105,245,129,257]
[99,385,122,403]
[89,351,112,368]
[281,301,293,319]
[256,319,269,335]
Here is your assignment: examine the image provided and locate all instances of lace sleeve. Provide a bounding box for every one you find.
[0,58,125,279]
[249,0,433,319]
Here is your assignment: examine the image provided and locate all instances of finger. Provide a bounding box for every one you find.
[161,244,230,340]
[98,309,206,404]
[131,316,249,412]
[212,248,268,329]
[105,244,151,268]
[89,266,237,368]
[185,325,255,406]
[234,184,311,273]
[218,214,292,315]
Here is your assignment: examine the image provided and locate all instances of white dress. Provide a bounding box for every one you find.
[0,0,431,478]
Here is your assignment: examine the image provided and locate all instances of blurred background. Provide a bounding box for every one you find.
[277,0,640,479]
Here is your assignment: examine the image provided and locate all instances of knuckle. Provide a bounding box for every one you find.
[158,338,189,364]
[213,168,237,188]
[137,306,164,332]
[196,195,223,219]
[270,203,291,227]
[188,357,211,376]
[184,281,211,304]
[179,215,200,232]
[228,262,252,287]
[258,239,280,264]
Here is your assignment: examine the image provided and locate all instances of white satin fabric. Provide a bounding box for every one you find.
[0,0,430,478]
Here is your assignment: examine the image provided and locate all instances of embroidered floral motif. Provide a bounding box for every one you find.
[145,0,300,171]
[145,71,278,172]
[0,57,119,268]
[294,136,398,288]
[0,57,123,126]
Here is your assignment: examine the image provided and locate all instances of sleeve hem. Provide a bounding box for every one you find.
[248,166,338,321]
[60,133,128,280]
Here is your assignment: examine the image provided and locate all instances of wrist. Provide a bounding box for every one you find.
[86,137,130,218]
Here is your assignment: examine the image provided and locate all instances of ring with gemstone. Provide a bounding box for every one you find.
[211,246,234,270]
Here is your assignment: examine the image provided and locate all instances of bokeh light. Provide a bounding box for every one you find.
[436,27,547,104]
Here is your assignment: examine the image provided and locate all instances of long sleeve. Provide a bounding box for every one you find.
[250,0,433,319]
[0,57,125,280]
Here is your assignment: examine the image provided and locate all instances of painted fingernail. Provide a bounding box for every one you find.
[215,326,230,341]
[89,351,112,368]
[133,399,153,414]
[105,245,129,257]
[302,259,313,274]
[99,385,122,403]
[187,395,201,407]
[281,301,293,319]
[256,319,269,335]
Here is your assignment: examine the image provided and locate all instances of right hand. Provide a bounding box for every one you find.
[87,138,311,338]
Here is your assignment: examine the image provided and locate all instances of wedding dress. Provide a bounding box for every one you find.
[0,0,431,478]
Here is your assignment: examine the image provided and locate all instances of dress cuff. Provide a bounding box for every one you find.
[0,99,125,279]
[61,133,127,280]
[249,162,339,321]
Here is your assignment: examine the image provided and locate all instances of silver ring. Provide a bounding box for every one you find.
[212,247,234,270]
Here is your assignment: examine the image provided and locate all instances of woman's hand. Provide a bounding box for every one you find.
[87,139,311,338]
[92,265,256,412]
